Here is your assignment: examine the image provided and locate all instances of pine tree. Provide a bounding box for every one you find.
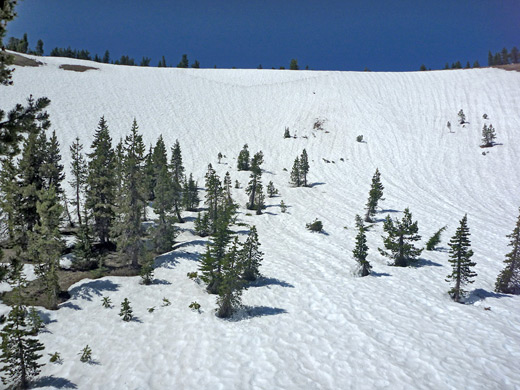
[426,226,447,251]
[119,298,133,321]
[191,60,200,68]
[353,215,371,276]
[364,168,384,222]
[142,144,155,202]
[140,250,155,285]
[28,185,63,309]
[35,39,44,56]
[289,59,299,70]
[69,137,87,227]
[170,139,185,223]
[488,50,494,66]
[113,119,146,268]
[458,109,466,124]
[240,226,263,281]
[223,172,234,205]
[501,47,510,65]
[86,117,116,245]
[182,173,200,211]
[379,208,423,267]
[204,164,224,233]
[194,212,211,237]
[495,209,520,294]
[177,54,189,68]
[299,149,310,187]
[0,157,19,242]
[481,124,497,147]
[246,152,263,210]
[473,60,480,68]
[0,305,45,389]
[511,46,519,64]
[290,157,301,187]
[446,215,476,302]
[102,50,110,63]
[216,237,243,318]
[284,127,291,138]
[267,181,278,197]
[199,208,234,294]
[237,144,250,171]
[0,1,18,85]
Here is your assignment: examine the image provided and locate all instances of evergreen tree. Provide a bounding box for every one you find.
[191,60,200,68]
[142,144,155,202]
[158,56,167,67]
[177,54,189,68]
[493,52,501,66]
[495,209,520,294]
[86,117,116,245]
[290,157,301,187]
[284,127,291,138]
[194,212,211,237]
[457,109,466,124]
[446,215,476,302]
[0,1,18,85]
[199,207,235,294]
[0,157,19,242]
[473,60,480,68]
[150,149,177,253]
[119,298,133,321]
[255,184,265,215]
[35,39,44,56]
[237,144,250,171]
[41,130,64,194]
[246,151,263,210]
[170,139,185,222]
[465,61,471,69]
[113,119,146,268]
[69,137,87,227]
[28,185,63,309]
[140,57,151,66]
[289,59,299,70]
[182,173,200,211]
[488,50,494,66]
[0,305,45,389]
[481,124,497,147]
[379,208,423,267]
[299,149,310,186]
[364,168,384,222]
[240,226,263,281]
[501,47,510,65]
[426,225,447,251]
[216,237,244,318]
[419,64,427,71]
[267,181,278,197]
[511,46,519,64]
[204,164,224,233]
[223,172,234,206]
[353,215,371,276]
[102,50,110,63]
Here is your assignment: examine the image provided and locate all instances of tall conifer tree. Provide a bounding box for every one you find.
[495,209,520,294]
[365,168,384,222]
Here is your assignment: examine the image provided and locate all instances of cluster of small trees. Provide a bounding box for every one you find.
[236,144,268,213]
[488,47,520,66]
[290,149,310,187]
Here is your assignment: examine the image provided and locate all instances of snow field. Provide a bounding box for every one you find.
[0,54,519,389]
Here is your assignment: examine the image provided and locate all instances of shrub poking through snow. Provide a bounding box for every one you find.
[280,200,287,213]
[426,226,447,251]
[495,208,520,294]
[379,208,423,267]
[119,298,133,321]
[187,272,198,280]
[446,215,477,302]
[284,127,291,138]
[162,298,171,307]
[101,296,112,308]
[189,302,201,312]
[79,345,92,363]
[267,181,278,197]
[306,219,323,232]
[139,251,155,285]
[49,352,62,363]
[356,135,364,142]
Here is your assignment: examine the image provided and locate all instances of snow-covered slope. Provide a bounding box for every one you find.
[1,54,520,389]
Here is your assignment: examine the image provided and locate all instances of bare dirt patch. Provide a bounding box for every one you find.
[10,52,43,67]
[59,64,98,72]
[492,64,520,72]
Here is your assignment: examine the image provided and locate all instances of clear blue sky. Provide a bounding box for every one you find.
[6,0,520,71]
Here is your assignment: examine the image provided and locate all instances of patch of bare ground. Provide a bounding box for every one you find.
[10,52,43,67]
[59,64,98,72]
[492,64,520,72]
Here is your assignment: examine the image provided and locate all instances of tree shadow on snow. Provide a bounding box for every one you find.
[465,288,511,304]
[248,276,295,288]
[59,302,82,311]
[413,258,443,268]
[151,279,171,285]
[35,310,58,327]
[32,376,78,389]
[68,280,120,302]
[172,240,208,251]
[380,209,400,213]
[370,272,391,277]
[308,182,326,188]
[155,250,200,269]
[229,306,288,322]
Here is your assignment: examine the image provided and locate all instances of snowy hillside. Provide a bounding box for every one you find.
[1,53,520,389]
